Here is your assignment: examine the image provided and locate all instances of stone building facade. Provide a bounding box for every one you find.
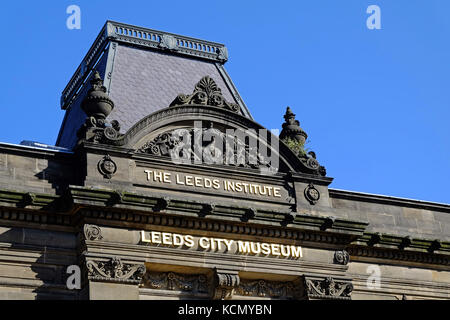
[0,21,448,300]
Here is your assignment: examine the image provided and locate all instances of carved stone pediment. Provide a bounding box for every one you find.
[170,76,240,113]
[75,85,330,177]
[137,123,276,171]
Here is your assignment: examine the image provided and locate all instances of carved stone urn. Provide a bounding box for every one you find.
[81,71,115,121]
[280,107,308,144]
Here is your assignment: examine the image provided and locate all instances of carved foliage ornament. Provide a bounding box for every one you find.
[78,118,123,145]
[334,250,350,265]
[138,124,274,170]
[142,271,209,294]
[235,279,298,300]
[170,76,240,113]
[86,257,146,284]
[304,277,353,300]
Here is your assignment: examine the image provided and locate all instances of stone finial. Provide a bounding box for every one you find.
[280,107,308,145]
[77,71,123,145]
[81,71,115,121]
[279,106,327,176]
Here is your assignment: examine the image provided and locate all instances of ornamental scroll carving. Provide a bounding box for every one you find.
[235,279,300,300]
[334,250,350,265]
[170,76,240,113]
[303,277,353,300]
[137,124,273,171]
[83,224,103,241]
[142,271,209,295]
[86,257,146,284]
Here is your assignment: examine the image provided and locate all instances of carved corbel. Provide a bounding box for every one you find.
[241,208,256,222]
[368,232,382,246]
[154,197,171,212]
[21,192,36,207]
[399,236,412,250]
[85,257,146,285]
[321,216,336,231]
[199,203,215,218]
[281,212,296,226]
[212,271,240,300]
[428,239,441,253]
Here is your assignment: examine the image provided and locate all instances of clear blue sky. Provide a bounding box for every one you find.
[0,1,449,203]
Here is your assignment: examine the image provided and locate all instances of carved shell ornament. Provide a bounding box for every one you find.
[170,76,240,113]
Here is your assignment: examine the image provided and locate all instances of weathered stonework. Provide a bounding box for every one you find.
[0,21,448,301]
[85,257,146,284]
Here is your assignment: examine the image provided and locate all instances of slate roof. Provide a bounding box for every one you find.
[56,21,252,149]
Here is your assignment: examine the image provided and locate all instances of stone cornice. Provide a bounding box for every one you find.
[348,232,450,266]
[329,189,450,213]
[355,232,450,253]
[0,190,58,208]
[347,245,449,267]
[0,143,73,158]
[0,187,449,267]
[66,186,366,237]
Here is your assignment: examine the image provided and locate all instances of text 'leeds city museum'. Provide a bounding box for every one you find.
[0,21,448,300]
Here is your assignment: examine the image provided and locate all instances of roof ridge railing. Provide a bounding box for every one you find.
[60,21,228,110]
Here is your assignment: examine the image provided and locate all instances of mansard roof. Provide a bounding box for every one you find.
[56,21,252,149]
